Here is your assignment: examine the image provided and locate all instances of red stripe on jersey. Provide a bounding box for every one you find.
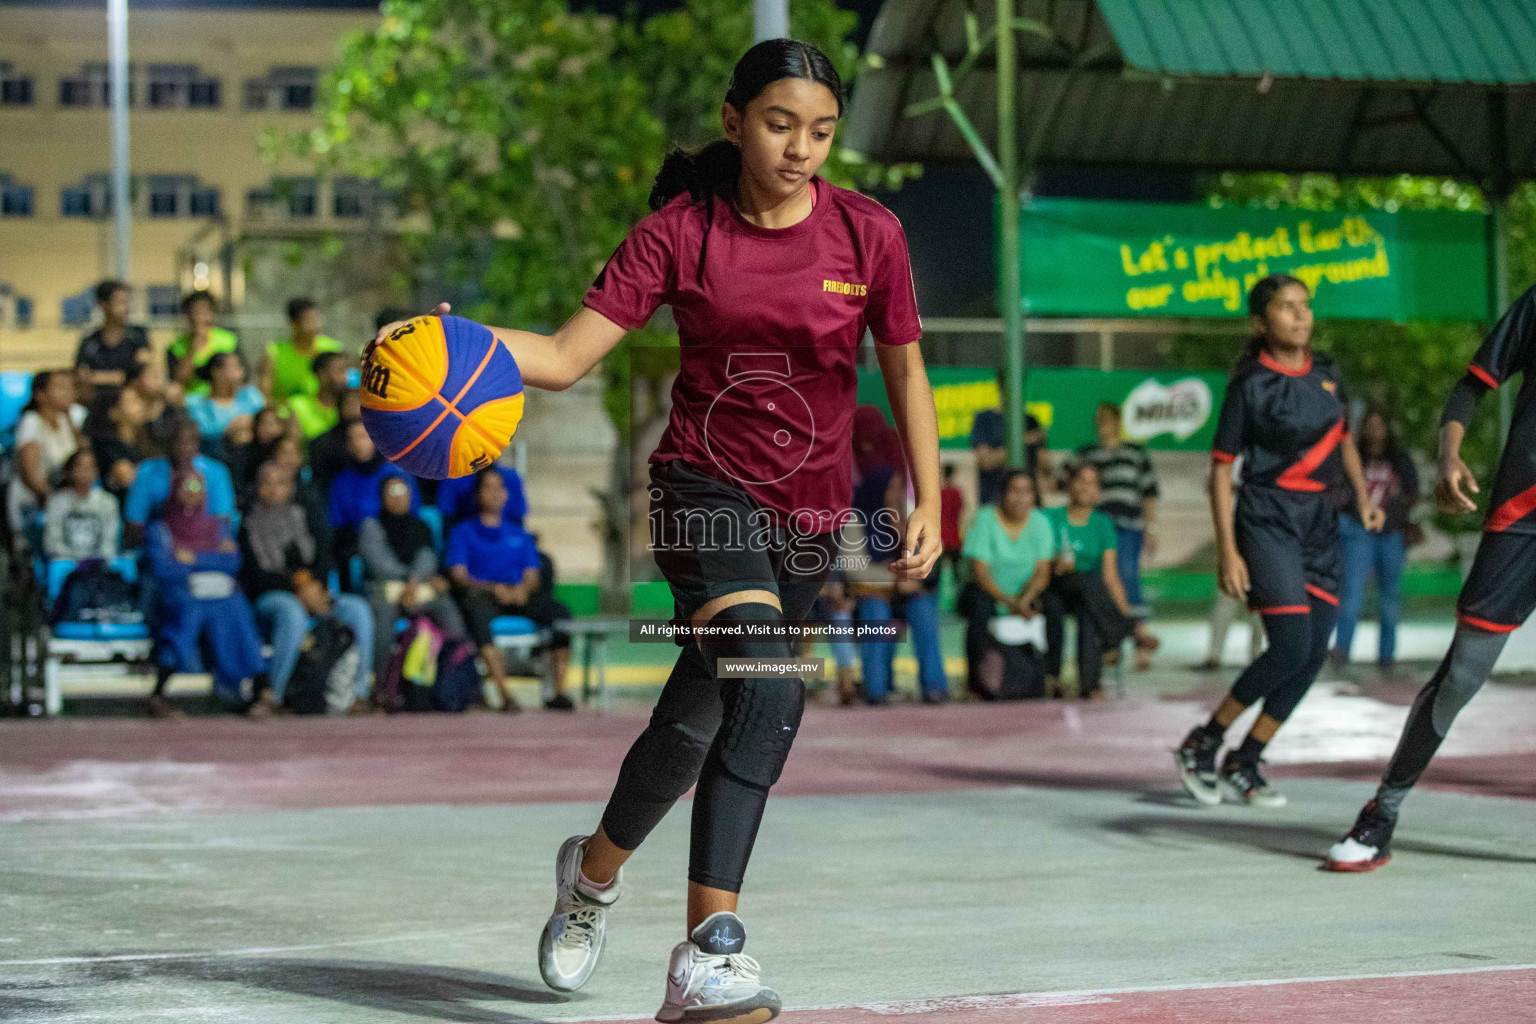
[1457,612,1521,634]
[1277,419,1346,493]
[1306,584,1339,606]
[1259,350,1313,377]
[1486,482,1536,533]
[1254,604,1310,615]
[1468,363,1499,390]
[1212,450,1236,464]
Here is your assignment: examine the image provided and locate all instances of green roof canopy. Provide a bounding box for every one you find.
[847,0,1536,181]
[1099,0,1536,85]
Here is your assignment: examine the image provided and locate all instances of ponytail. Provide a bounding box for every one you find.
[646,38,844,212]
[648,140,743,212]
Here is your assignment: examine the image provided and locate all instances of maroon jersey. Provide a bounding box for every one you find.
[584,177,922,532]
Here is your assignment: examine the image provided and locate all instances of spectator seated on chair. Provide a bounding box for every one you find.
[847,411,948,704]
[226,406,295,506]
[359,474,468,684]
[328,419,417,590]
[1041,463,1142,700]
[166,289,239,397]
[124,417,234,549]
[435,463,527,527]
[285,351,348,441]
[184,351,265,458]
[238,460,374,718]
[7,370,86,546]
[307,387,362,493]
[144,470,265,718]
[85,385,160,509]
[958,468,1055,701]
[43,450,119,562]
[447,468,573,713]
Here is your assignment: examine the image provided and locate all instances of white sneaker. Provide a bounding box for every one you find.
[657,912,781,1024]
[538,834,619,992]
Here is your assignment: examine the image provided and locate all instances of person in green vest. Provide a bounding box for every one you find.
[261,297,345,401]
[286,351,350,440]
[167,291,241,398]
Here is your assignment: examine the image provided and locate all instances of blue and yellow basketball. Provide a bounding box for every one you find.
[359,315,525,480]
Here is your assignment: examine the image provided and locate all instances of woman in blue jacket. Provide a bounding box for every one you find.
[145,471,265,716]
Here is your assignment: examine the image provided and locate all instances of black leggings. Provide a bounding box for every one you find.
[1042,571,1133,698]
[1229,593,1338,725]
[599,459,831,893]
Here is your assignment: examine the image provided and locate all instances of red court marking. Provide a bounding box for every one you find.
[4,687,1535,821]
[568,966,1536,1024]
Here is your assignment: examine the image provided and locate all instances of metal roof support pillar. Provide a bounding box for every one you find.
[996,0,1025,465]
[1483,89,1514,448]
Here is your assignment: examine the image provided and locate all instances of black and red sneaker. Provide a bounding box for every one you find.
[1174,726,1223,806]
[1323,799,1395,872]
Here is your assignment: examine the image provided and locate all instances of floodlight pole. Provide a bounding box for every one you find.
[753,0,788,43]
[107,0,131,280]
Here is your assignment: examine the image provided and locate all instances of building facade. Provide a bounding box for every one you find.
[0,1,381,368]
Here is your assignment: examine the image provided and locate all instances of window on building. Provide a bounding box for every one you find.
[191,186,220,217]
[243,66,318,112]
[247,177,318,220]
[332,176,386,219]
[61,289,95,328]
[60,63,130,108]
[0,63,32,106]
[148,178,180,217]
[1,176,33,217]
[147,286,181,320]
[147,64,220,110]
[60,174,113,218]
[15,297,32,329]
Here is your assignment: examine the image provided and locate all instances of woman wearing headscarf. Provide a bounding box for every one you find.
[359,473,467,680]
[329,419,418,589]
[144,470,265,717]
[238,459,375,717]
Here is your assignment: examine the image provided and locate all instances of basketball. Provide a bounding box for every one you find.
[359,314,525,480]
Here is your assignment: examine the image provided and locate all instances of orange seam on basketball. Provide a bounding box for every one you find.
[445,336,501,408]
[391,396,455,460]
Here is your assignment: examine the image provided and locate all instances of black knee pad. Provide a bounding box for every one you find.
[631,720,713,801]
[701,602,803,789]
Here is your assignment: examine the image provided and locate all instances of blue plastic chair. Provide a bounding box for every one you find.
[0,370,31,447]
[419,505,444,554]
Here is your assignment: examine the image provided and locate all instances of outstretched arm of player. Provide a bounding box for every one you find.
[1209,464,1249,600]
[1435,419,1481,514]
[1340,434,1387,531]
[876,340,942,582]
[371,303,628,393]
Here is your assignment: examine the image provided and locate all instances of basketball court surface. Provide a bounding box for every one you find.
[4,665,1534,1023]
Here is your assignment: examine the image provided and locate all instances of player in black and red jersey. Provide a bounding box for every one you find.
[1175,274,1385,807]
[1326,282,1536,871]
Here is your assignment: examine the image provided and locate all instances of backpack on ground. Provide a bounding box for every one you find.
[283,617,358,715]
[378,615,444,713]
[403,635,482,713]
[52,560,140,625]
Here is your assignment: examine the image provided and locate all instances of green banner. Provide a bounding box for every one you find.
[856,366,998,450]
[1012,198,1488,322]
[855,366,1227,453]
[1024,368,1230,452]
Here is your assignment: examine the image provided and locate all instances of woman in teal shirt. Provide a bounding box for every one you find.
[1042,463,1147,698]
[960,468,1055,699]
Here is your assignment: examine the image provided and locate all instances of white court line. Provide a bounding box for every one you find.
[552,961,1536,1021]
[0,922,516,967]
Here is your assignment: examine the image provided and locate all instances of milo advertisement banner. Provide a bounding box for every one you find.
[1012,198,1488,322]
[1025,368,1228,452]
[855,366,1227,453]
